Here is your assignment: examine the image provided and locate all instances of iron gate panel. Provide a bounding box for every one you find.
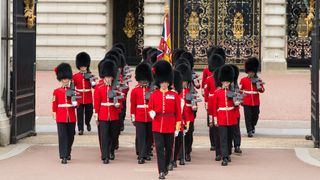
[11,0,36,143]
[113,0,144,65]
[183,0,261,69]
[287,0,314,67]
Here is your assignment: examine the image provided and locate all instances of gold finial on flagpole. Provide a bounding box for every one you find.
[164,1,169,15]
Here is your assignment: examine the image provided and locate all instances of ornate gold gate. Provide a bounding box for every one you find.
[182,0,261,69]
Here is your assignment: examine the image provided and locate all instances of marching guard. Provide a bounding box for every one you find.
[52,63,77,164]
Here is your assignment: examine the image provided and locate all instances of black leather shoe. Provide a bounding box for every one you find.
[168,163,174,171]
[234,146,242,154]
[144,156,151,161]
[215,155,222,161]
[210,146,216,151]
[138,158,145,164]
[221,158,228,166]
[227,156,231,162]
[109,154,115,160]
[164,170,169,176]
[179,159,185,165]
[172,161,177,168]
[103,159,109,164]
[159,172,165,179]
[67,155,71,160]
[185,154,191,162]
[149,152,153,157]
[61,158,67,164]
[248,131,253,138]
[78,130,83,135]
[87,125,91,132]
[252,127,255,134]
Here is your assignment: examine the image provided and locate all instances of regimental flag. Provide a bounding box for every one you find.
[157,13,172,63]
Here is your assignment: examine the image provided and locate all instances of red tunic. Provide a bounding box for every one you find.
[240,77,265,106]
[94,84,120,121]
[212,88,238,126]
[180,88,196,123]
[130,85,152,122]
[204,75,217,115]
[73,72,93,104]
[52,87,77,123]
[201,67,212,89]
[148,90,182,133]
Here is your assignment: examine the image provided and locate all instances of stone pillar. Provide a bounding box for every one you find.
[144,0,165,47]
[0,0,10,146]
[261,0,287,72]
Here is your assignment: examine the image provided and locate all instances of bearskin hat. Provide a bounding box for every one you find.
[172,48,186,65]
[135,62,153,82]
[214,68,221,87]
[113,42,126,55]
[142,47,153,60]
[229,64,239,85]
[173,70,183,94]
[245,57,259,73]
[174,58,191,69]
[218,64,234,83]
[208,54,225,72]
[148,51,158,65]
[105,50,121,68]
[111,47,126,68]
[175,63,192,82]
[180,52,194,69]
[98,59,107,78]
[153,60,173,87]
[76,52,91,70]
[55,63,73,81]
[101,60,118,79]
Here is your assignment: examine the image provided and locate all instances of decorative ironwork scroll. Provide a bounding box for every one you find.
[184,0,215,66]
[287,0,314,66]
[216,0,261,65]
[135,0,144,57]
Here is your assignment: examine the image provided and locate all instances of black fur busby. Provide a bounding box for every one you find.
[153,60,173,87]
[229,64,239,86]
[207,46,218,59]
[148,51,158,65]
[101,60,118,78]
[55,63,73,81]
[111,47,126,68]
[175,63,192,82]
[113,42,126,55]
[214,68,221,87]
[98,59,107,78]
[245,57,259,73]
[180,52,194,69]
[218,64,234,83]
[172,48,186,65]
[142,47,153,60]
[208,54,225,72]
[173,70,183,94]
[76,52,91,70]
[135,63,153,82]
[174,58,191,69]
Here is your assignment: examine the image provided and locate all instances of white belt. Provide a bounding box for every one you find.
[218,107,234,111]
[137,104,148,108]
[243,90,258,94]
[77,89,91,92]
[101,102,114,106]
[186,104,192,107]
[209,93,214,97]
[58,104,73,108]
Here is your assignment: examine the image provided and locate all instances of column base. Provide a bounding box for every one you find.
[262,59,287,72]
[0,108,10,146]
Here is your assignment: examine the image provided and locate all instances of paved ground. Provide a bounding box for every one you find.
[0,68,319,180]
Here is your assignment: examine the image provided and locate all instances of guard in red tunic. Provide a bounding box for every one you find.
[148,60,182,179]
[240,57,265,137]
[52,63,77,164]
[205,54,224,159]
[94,60,121,164]
[211,65,238,166]
[130,63,154,164]
[73,52,95,135]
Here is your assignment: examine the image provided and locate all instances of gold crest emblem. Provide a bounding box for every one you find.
[24,0,36,29]
[123,11,137,38]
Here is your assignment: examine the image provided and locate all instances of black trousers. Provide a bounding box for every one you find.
[77,104,93,131]
[173,132,183,161]
[119,100,127,131]
[154,132,174,173]
[211,125,221,157]
[136,122,153,159]
[57,122,76,159]
[185,122,194,155]
[208,114,216,147]
[233,118,241,147]
[219,126,234,159]
[98,120,120,160]
[243,105,260,133]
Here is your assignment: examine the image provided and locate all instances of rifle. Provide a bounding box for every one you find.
[66,81,81,107]
[83,72,97,88]
[186,82,202,108]
[108,69,124,108]
[251,75,265,90]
